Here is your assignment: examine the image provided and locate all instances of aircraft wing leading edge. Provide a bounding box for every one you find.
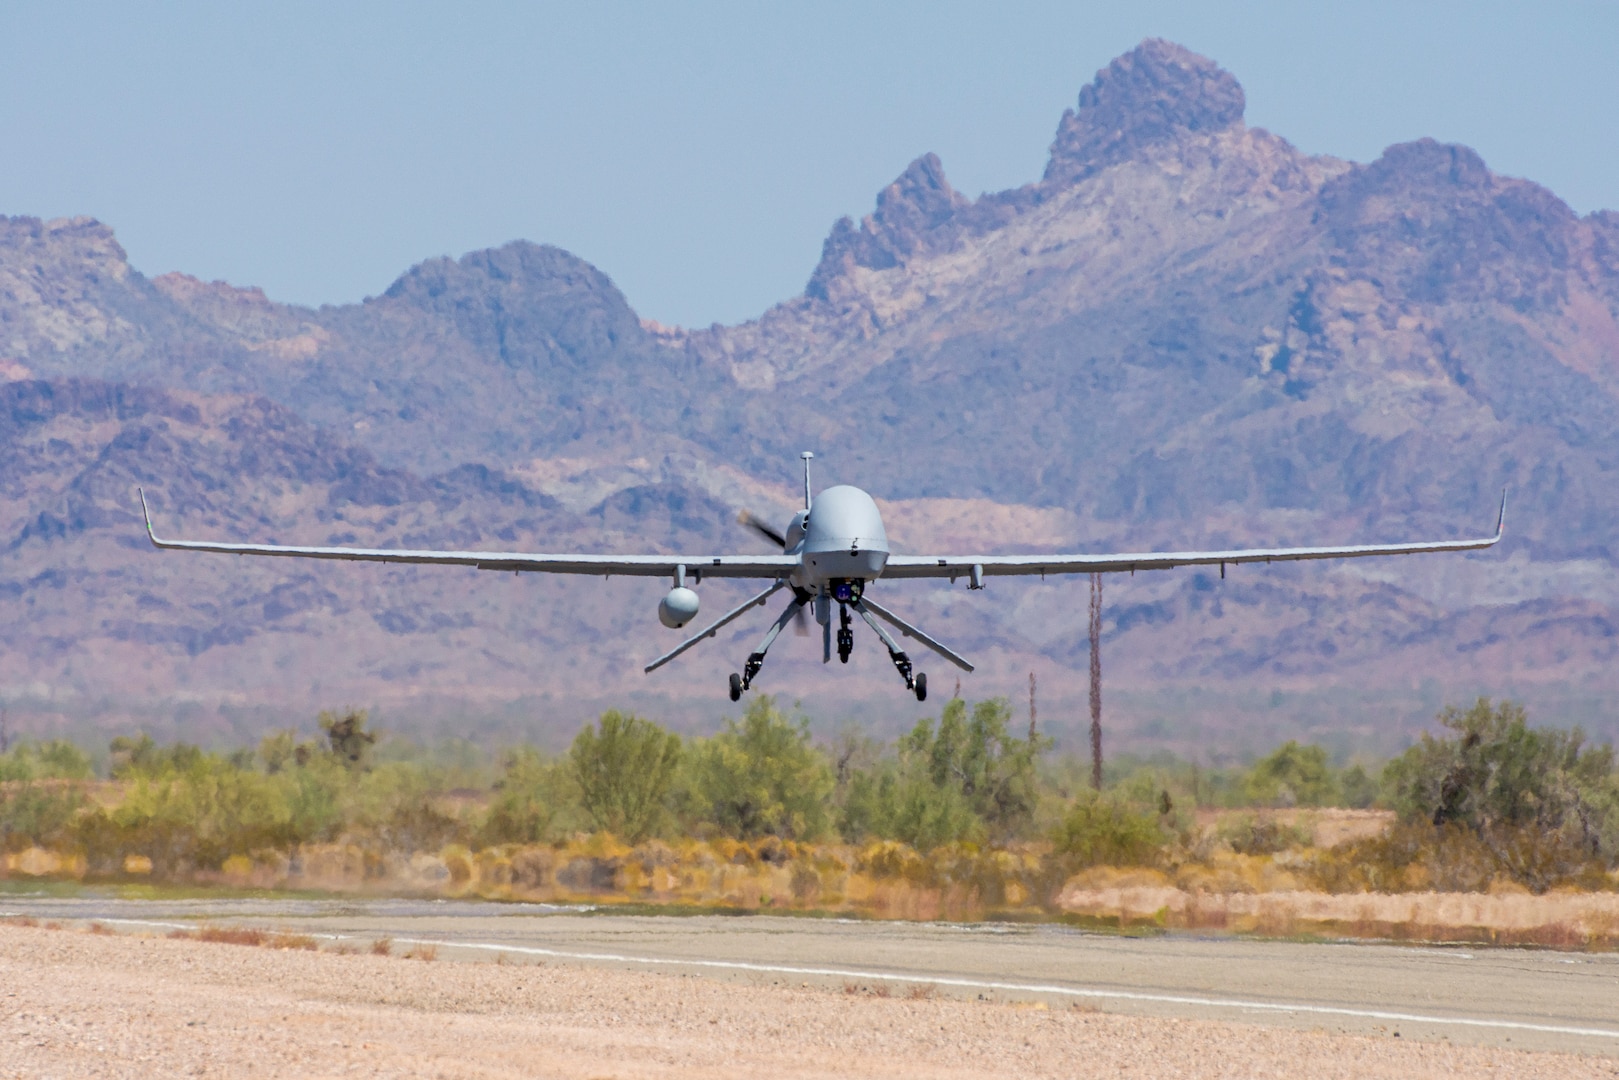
[137,489,798,580]
[881,492,1506,580]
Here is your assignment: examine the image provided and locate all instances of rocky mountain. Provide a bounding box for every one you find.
[1,39,1615,754]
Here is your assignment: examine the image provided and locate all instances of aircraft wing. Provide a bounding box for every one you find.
[137,490,797,579]
[881,493,1506,581]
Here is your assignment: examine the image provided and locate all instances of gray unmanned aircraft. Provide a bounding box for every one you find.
[137,452,1505,702]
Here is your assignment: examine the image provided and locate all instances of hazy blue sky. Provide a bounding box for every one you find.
[3,2,1615,327]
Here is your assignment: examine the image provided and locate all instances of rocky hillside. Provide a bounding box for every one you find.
[0,39,1614,753]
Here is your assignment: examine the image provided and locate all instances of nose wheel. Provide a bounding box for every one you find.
[836,603,853,664]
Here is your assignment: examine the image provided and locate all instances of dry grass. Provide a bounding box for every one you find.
[195,926,267,947]
[86,921,112,935]
[405,943,438,962]
[162,926,318,951]
[371,936,392,956]
[269,932,318,951]
[907,983,938,1000]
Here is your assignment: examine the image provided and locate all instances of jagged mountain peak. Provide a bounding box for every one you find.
[806,152,970,300]
[802,41,1267,304]
[0,214,127,257]
[1044,38,1246,185]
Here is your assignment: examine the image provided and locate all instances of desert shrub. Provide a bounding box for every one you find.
[109,734,204,779]
[0,782,84,851]
[0,740,94,782]
[569,711,681,842]
[257,729,325,774]
[843,698,1046,848]
[480,749,576,845]
[342,762,470,852]
[89,752,294,872]
[279,755,347,844]
[1339,763,1378,809]
[1378,698,1619,891]
[838,759,983,850]
[1052,791,1167,868]
[689,696,832,839]
[1305,820,1612,894]
[1217,813,1312,856]
[905,698,1046,842]
[1242,741,1339,807]
[318,709,378,771]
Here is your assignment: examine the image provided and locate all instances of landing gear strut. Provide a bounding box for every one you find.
[729,587,812,698]
[704,585,966,703]
[851,599,927,701]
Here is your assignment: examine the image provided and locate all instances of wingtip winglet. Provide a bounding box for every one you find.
[136,487,157,543]
[1496,487,1508,539]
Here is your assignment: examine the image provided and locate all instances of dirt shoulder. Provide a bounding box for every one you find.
[0,923,1604,1079]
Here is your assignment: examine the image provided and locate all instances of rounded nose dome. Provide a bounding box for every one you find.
[807,485,888,546]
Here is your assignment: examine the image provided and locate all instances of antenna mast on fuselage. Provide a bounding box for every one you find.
[801,451,814,509]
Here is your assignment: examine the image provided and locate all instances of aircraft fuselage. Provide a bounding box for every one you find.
[786,484,889,596]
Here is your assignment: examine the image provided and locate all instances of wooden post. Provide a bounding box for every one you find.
[1028,671,1037,742]
[1089,572,1103,791]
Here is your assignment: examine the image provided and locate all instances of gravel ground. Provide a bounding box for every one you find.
[0,923,1610,1079]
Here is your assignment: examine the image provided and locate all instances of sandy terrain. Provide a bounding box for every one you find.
[0,923,1609,1079]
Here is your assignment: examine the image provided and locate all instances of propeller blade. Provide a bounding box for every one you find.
[737,509,787,550]
[794,603,810,637]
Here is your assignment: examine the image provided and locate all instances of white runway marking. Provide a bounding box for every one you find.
[86,917,1619,1041]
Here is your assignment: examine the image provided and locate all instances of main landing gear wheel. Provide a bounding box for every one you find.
[728,672,742,702]
[914,672,928,702]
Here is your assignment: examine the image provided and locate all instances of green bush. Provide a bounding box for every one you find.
[0,782,84,851]
[0,740,94,782]
[689,696,832,840]
[93,752,296,872]
[899,698,1046,842]
[569,711,681,842]
[480,748,576,845]
[838,698,1045,849]
[1339,763,1378,809]
[339,761,469,852]
[1377,698,1619,891]
[838,760,983,850]
[109,734,203,779]
[1052,791,1167,868]
[1242,741,1339,807]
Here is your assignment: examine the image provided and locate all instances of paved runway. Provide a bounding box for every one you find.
[5,891,1617,1056]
